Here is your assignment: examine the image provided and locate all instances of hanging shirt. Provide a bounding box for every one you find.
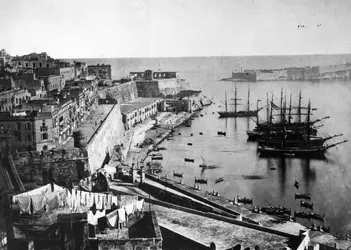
[45,192,59,211]
[80,192,88,206]
[16,196,31,214]
[117,208,126,223]
[104,194,112,210]
[111,196,118,207]
[71,190,77,208]
[95,193,104,209]
[124,203,135,216]
[64,189,72,208]
[88,211,98,226]
[31,194,47,214]
[106,209,118,228]
[87,192,95,208]
[135,199,144,212]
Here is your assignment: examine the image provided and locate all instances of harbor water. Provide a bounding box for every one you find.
[70,55,351,234]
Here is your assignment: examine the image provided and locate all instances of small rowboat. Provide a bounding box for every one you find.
[309,212,324,221]
[215,177,224,184]
[187,143,193,146]
[173,170,183,178]
[294,211,310,219]
[194,177,208,184]
[237,196,253,205]
[217,130,226,136]
[199,132,203,135]
[184,158,195,163]
[300,201,313,209]
[295,193,311,200]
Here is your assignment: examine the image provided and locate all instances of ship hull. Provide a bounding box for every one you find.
[218,110,258,118]
[257,145,326,159]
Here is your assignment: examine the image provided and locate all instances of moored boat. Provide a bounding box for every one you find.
[215,177,224,184]
[237,196,253,205]
[295,193,311,200]
[173,170,183,178]
[309,212,324,221]
[294,211,310,219]
[194,177,208,184]
[300,201,313,209]
[184,158,195,163]
[217,130,226,136]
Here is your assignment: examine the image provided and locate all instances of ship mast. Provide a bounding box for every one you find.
[288,93,292,123]
[225,91,228,113]
[280,88,283,123]
[234,84,237,113]
[307,99,311,146]
[269,93,274,130]
[247,86,250,112]
[266,93,269,122]
[256,99,260,125]
[298,91,302,123]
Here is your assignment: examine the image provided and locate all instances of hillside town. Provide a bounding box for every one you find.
[0,48,350,250]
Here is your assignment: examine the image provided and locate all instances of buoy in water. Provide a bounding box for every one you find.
[199,132,203,135]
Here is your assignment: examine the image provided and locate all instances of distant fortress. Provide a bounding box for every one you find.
[223,64,351,82]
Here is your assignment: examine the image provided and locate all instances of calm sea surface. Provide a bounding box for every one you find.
[17,55,351,234]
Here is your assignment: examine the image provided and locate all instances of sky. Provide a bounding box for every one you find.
[0,0,350,58]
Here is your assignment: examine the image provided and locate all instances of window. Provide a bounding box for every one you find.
[16,123,21,131]
[39,63,42,68]
[42,133,48,140]
[25,63,28,67]
[28,134,31,141]
[17,134,21,142]
[27,123,31,130]
[32,63,36,68]
[46,64,49,68]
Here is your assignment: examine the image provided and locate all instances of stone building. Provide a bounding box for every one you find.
[0,89,31,111]
[88,64,112,80]
[0,110,55,151]
[164,90,202,113]
[11,73,46,99]
[131,70,188,97]
[12,52,56,69]
[120,98,162,130]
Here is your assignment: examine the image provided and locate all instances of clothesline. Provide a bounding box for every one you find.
[12,183,144,218]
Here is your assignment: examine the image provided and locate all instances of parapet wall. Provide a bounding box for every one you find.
[101,82,138,104]
[136,81,160,97]
[87,103,125,173]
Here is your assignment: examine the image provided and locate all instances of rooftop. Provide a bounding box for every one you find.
[175,90,201,99]
[120,98,161,115]
[151,203,294,249]
[95,211,161,241]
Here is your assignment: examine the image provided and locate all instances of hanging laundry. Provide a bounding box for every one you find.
[88,211,98,226]
[106,209,118,228]
[96,209,106,220]
[31,194,47,214]
[135,199,144,212]
[95,194,104,209]
[64,189,72,208]
[71,190,77,208]
[104,194,111,210]
[125,203,135,216]
[80,192,87,206]
[16,196,31,214]
[111,196,118,207]
[117,208,126,223]
[87,192,95,208]
[45,192,60,211]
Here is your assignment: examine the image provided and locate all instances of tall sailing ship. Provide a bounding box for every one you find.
[247,91,326,141]
[218,85,261,118]
[256,94,347,158]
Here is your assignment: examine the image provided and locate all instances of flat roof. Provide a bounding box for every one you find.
[152,204,292,249]
[120,98,161,115]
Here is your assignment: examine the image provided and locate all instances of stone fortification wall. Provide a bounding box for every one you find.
[100,82,138,104]
[257,70,288,81]
[86,103,125,173]
[136,81,160,97]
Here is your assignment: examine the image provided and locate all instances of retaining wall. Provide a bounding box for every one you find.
[87,104,125,173]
